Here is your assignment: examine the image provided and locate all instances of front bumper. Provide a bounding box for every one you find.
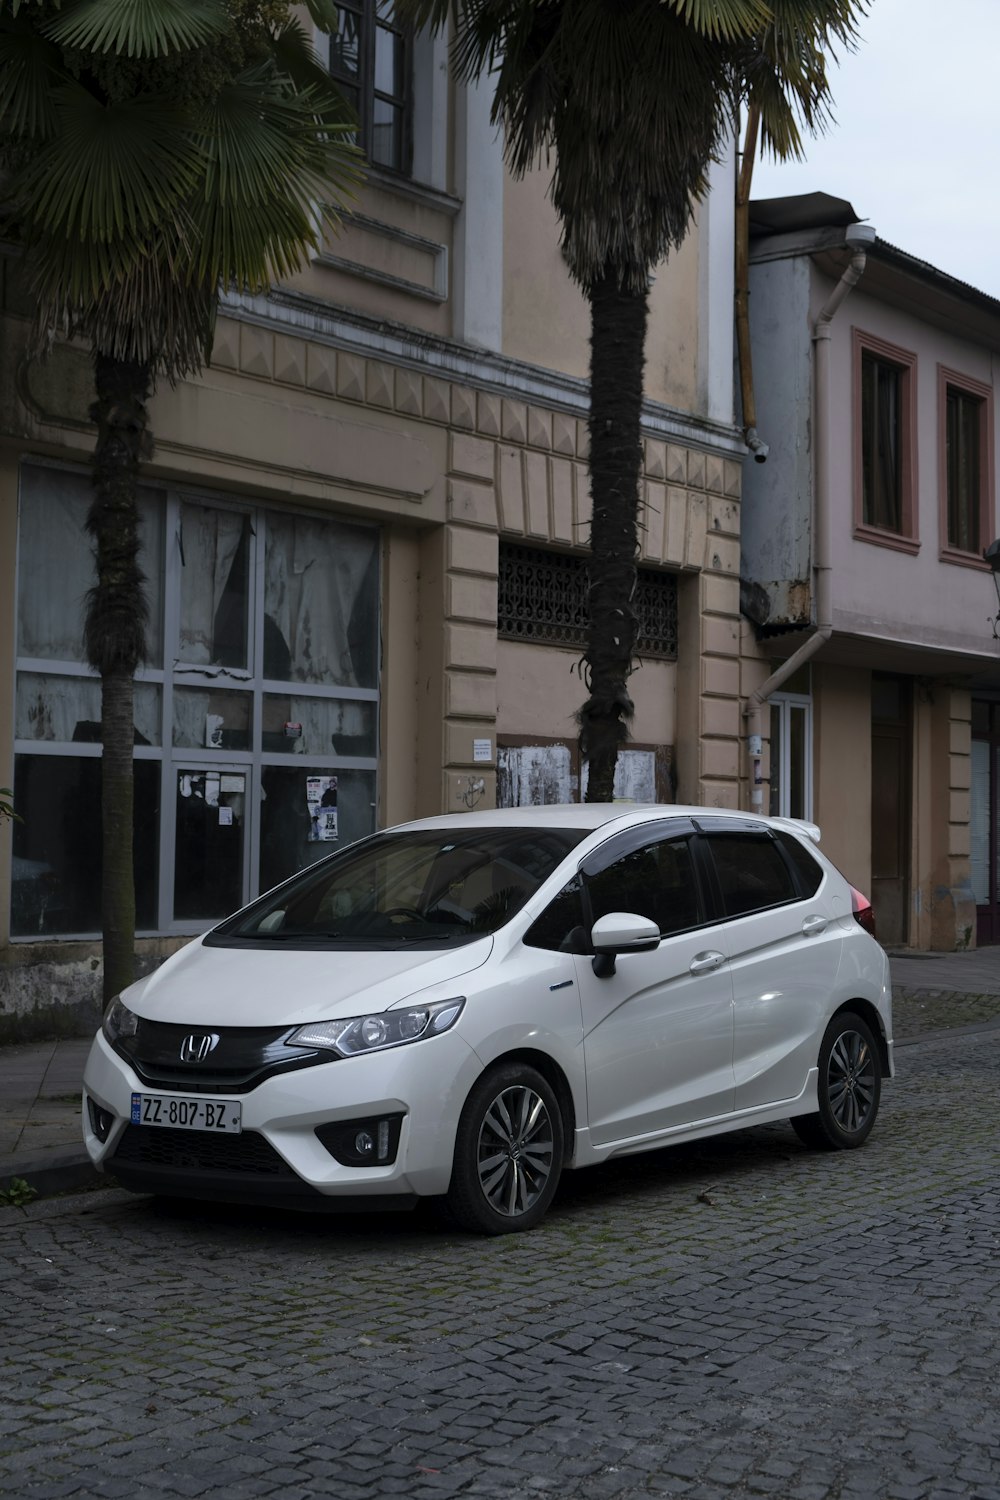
[82,1027,483,1208]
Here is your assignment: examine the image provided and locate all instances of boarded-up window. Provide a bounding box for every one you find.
[497,737,673,808]
[497,744,573,807]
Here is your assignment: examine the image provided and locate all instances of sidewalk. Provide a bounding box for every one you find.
[0,1035,96,1199]
[4,947,1000,1203]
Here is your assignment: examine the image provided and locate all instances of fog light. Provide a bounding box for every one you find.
[315,1114,404,1167]
[87,1097,114,1143]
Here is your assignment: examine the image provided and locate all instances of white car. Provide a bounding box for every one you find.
[82,804,893,1234]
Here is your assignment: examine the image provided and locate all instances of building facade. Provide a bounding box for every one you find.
[0,17,746,1036]
[741,193,1000,950]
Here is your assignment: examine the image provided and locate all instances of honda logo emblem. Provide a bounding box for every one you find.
[179,1032,220,1063]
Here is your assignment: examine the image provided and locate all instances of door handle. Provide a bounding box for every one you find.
[802,915,827,936]
[690,950,725,975]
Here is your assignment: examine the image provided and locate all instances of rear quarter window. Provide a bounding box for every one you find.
[706,833,798,917]
[773,829,824,897]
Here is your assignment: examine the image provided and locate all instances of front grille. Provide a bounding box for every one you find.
[116,1022,328,1094]
[113,1125,297,1178]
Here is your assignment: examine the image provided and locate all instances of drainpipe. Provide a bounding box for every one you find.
[744,222,877,812]
[735,104,769,464]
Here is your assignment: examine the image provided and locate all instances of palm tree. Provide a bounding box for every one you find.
[399,0,866,800]
[0,0,361,999]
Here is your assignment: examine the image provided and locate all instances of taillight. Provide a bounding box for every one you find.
[850,886,877,938]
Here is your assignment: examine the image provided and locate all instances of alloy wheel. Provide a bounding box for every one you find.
[826,1029,877,1133]
[476,1084,555,1218]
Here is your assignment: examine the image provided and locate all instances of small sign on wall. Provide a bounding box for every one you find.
[473,739,492,764]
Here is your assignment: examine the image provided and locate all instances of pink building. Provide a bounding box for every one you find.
[742,193,1000,950]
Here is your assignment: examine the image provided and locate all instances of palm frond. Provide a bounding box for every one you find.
[663,0,773,42]
[268,12,359,123]
[30,219,218,380]
[299,0,340,33]
[190,66,362,285]
[393,0,455,35]
[473,0,733,289]
[0,16,64,138]
[740,0,867,160]
[46,0,229,58]
[12,82,201,243]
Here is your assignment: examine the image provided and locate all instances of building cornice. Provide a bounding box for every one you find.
[220,287,746,458]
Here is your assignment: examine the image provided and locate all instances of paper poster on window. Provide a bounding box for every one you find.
[307,775,339,841]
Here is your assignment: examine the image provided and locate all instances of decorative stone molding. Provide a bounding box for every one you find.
[315,212,449,303]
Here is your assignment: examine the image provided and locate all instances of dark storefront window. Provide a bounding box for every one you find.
[12,465,380,938]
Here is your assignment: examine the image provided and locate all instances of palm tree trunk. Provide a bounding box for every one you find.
[86,353,152,1003]
[579,269,649,803]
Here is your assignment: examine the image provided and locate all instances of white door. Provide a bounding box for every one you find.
[703,830,844,1112]
[573,830,735,1145]
[575,938,735,1144]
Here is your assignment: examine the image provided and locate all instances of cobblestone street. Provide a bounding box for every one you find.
[3,1021,1000,1500]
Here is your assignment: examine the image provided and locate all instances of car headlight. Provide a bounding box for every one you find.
[286,997,465,1057]
[103,996,139,1045]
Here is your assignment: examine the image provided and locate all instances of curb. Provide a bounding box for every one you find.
[895,1014,1000,1047]
[3,1148,103,1202]
[0,1184,125,1225]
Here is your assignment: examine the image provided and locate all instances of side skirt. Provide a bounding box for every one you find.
[566,1068,821,1168]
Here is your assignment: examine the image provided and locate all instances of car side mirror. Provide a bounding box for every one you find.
[590,912,661,977]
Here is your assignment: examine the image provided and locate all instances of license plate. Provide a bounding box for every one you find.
[131,1093,242,1133]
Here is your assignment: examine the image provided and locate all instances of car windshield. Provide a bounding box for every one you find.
[207,827,587,949]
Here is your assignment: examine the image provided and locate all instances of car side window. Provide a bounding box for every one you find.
[773,830,824,896]
[523,877,589,953]
[706,833,797,917]
[585,837,701,937]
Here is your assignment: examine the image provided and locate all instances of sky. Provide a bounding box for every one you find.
[750,0,1000,300]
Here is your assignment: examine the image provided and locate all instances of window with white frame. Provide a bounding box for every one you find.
[768,691,812,821]
[11,463,380,939]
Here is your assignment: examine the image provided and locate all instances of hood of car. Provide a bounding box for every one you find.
[122,936,495,1028]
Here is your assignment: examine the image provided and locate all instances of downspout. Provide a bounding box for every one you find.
[744,222,877,812]
[735,104,769,463]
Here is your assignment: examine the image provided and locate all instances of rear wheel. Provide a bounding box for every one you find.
[445,1063,564,1235]
[791,1011,881,1151]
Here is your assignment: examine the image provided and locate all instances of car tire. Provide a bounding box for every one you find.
[791,1011,881,1151]
[445,1062,564,1235]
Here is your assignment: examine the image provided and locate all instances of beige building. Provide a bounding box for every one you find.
[0,14,746,1037]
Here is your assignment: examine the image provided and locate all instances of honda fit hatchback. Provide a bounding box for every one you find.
[82,804,892,1234]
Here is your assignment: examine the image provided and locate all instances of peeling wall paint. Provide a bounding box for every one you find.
[0,941,185,1042]
[740,256,814,626]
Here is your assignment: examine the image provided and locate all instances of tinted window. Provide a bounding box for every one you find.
[523,877,588,952]
[707,834,797,917]
[586,837,701,936]
[774,830,823,897]
[208,827,585,949]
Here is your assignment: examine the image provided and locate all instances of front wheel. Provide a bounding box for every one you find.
[445,1063,564,1235]
[791,1011,881,1151]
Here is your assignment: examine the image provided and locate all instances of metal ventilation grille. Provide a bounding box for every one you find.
[497,543,678,660]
